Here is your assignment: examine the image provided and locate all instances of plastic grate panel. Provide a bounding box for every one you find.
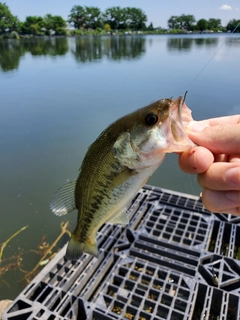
[142,185,209,214]
[133,204,212,249]
[208,220,240,259]
[92,255,194,320]
[3,185,240,320]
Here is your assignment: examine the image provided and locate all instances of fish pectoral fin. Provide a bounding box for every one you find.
[66,235,98,260]
[108,208,129,225]
[50,180,77,216]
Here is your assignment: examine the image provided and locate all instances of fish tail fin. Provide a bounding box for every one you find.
[66,235,98,260]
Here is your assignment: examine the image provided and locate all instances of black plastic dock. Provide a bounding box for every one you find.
[3,185,240,319]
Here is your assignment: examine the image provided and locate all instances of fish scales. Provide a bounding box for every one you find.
[50,97,195,260]
[73,124,128,247]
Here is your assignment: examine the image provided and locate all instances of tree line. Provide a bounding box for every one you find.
[167,14,239,32]
[0,3,147,35]
[0,2,239,36]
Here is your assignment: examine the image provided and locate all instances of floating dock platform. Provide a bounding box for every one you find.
[2,185,240,319]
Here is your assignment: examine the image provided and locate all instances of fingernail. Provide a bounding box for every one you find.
[225,191,240,202]
[186,121,206,133]
[225,167,240,187]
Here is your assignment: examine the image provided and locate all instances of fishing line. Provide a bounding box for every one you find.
[186,22,240,91]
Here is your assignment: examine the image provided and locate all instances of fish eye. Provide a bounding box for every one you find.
[144,113,158,126]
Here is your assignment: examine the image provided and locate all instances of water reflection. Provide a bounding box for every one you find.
[72,36,146,62]
[0,35,231,72]
[167,38,193,51]
[0,36,147,72]
[72,37,103,62]
[0,40,25,72]
[195,38,218,46]
[226,37,240,46]
[167,37,219,51]
[24,37,69,56]
[106,36,146,60]
[0,38,69,72]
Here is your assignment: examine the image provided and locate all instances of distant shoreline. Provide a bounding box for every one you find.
[0,30,236,40]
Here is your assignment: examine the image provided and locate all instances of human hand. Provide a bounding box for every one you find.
[179,115,240,215]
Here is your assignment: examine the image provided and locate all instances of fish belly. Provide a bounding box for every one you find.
[89,164,159,237]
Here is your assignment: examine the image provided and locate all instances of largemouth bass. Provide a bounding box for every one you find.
[50,96,194,260]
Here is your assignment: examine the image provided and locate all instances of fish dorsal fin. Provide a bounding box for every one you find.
[108,208,129,225]
[50,180,77,216]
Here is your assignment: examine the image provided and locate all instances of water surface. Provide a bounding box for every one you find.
[0,34,239,299]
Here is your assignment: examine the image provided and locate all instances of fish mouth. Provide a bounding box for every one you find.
[167,96,196,152]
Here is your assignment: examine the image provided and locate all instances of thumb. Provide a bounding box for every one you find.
[187,123,240,154]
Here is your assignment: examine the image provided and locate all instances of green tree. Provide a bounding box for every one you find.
[208,18,221,30]
[68,5,102,30]
[197,19,208,31]
[179,14,196,30]
[168,16,180,29]
[103,7,146,30]
[104,23,111,31]
[44,14,66,30]
[0,2,19,33]
[43,14,54,30]
[84,6,102,29]
[68,5,85,29]
[148,22,154,30]
[43,14,66,35]
[103,7,126,30]
[21,16,44,35]
[168,14,196,31]
[125,7,147,30]
[226,19,240,32]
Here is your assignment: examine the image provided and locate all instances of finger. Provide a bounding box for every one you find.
[187,124,240,154]
[178,146,214,174]
[198,163,240,191]
[187,115,240,129]
[229,155,240,163]
[202,189,240,215]
[201,115,240,126]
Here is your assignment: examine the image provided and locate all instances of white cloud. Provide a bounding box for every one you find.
[220,5,232,10]
[235,8,239,11]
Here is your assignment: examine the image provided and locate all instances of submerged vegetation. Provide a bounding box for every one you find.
[0,222,70,288]
[0,2,239,39]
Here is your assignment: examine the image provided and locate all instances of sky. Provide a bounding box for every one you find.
[5,0,240,28]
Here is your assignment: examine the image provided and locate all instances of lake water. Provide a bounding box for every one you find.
[0,34,239,299]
